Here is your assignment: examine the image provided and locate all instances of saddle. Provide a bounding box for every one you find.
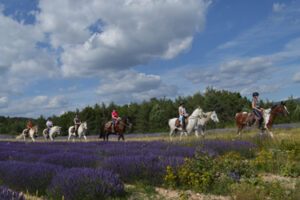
[105,121,113,129]
[242,112,264,126]
[175,118,189,128]
[24,129,30,137]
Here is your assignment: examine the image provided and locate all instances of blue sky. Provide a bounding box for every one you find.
[0,0,299,117]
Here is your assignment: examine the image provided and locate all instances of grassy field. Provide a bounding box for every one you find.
[0,127,300,200]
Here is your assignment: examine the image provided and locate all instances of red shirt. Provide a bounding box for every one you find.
[27,121,33,128]
[112,111,118,119]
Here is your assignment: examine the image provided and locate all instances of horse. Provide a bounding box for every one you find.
[16,125,38,142]
[168,107,205,141]
[42,126,62,141]
[235,101,289,138]
[195,111,219,137]
[68,122,88,141]
[99,117,132,141]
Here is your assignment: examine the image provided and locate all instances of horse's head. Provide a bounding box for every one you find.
[272,102,289,116]
[83,122,88,130]
[125,117,133,129]
[211,111,219,123]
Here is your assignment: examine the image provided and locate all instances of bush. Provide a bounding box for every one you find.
[0,161,62,195]
[101,155,184,185]
[48,168,125,200]
[39,152,102,168]
[0,185,25,200]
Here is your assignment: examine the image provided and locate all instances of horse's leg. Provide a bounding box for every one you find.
[180,131,183,141]
[237,124,244,136]
[83,134,87,141]
[68,133,71,141]
[266,128,274,138]
[31,135,35,142]
[50,133,54,141]
[169,129,174,141]
[195,127,199,137]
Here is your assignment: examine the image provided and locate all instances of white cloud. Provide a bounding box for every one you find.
[0,95,70,117]
[293,72,300,83]
[273,3,286,12]
[0,96,8,108]
[35,0,211,77]
[240,85,281,96]
[185,55,279,87]
[59,86,77,92]
[97,70,178,103]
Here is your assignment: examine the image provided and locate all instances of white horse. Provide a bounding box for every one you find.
[43,126,62,141]
[195,111,219,137]
[68,122,88,141]
[16,126,38,142]
[169,107,205,141]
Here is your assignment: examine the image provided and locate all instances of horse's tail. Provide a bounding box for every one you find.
[16,133,24,139]
[99,124,104,138]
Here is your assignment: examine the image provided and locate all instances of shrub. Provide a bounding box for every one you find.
[39,152,102,168]
[48,168,125,200]
[101,155,184,185]
[0,185,25,200]
[0,161,62,195]
[164,151,219,192]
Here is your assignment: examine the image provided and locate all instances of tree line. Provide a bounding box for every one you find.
[1,88,299,136]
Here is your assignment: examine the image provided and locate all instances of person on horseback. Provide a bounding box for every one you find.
[178,101,188,131]
[111,108,118,133]
[46,117,53,136]
[252,92,264,129]
[74,114,81,136]
[25,120,33,136]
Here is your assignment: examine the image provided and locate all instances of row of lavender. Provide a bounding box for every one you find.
[0,140,256,199]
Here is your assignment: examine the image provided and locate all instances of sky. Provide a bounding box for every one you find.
[0,0,299,118]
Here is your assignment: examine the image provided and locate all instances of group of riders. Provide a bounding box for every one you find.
[23,91,265,137]
[177,91,265,131]
[24,108,121,137]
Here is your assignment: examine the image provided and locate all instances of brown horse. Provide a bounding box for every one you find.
[99,118,132,141]
[235,102,288,138]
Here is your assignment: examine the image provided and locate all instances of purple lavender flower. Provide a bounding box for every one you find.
[39,152,102,168]
[0,186,25,200]
[48,168,125,200]
[0,161,63,195]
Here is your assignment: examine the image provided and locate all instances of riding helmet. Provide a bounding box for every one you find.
[252,92,259,97]
[180,101,184,105]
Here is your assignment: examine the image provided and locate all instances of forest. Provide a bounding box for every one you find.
[1,88,300,136]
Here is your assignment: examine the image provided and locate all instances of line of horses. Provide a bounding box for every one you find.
[15,102,289,142]
[16,118,133,142]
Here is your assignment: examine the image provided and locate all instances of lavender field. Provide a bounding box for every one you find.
[0,127,299,200]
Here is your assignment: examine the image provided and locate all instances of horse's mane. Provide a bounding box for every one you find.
[271,104,278,111]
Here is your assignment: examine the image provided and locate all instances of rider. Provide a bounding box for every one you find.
[252,92,264,129]
[25,120,33,135]
[74,113,81,136]
[111,108,118,133]
[178,101,188,131]
[46,117,53,136]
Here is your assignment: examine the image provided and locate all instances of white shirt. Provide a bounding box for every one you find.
[46,121,53,127]
[179,107,186,116]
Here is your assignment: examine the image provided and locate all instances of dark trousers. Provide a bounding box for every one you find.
[75,124,79,134]
[182,116,186,130]
[112,118,116,126]
[253,110,263,125]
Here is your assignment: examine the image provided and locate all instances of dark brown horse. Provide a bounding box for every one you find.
[99,118,132,141]
[235,102,288,138]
